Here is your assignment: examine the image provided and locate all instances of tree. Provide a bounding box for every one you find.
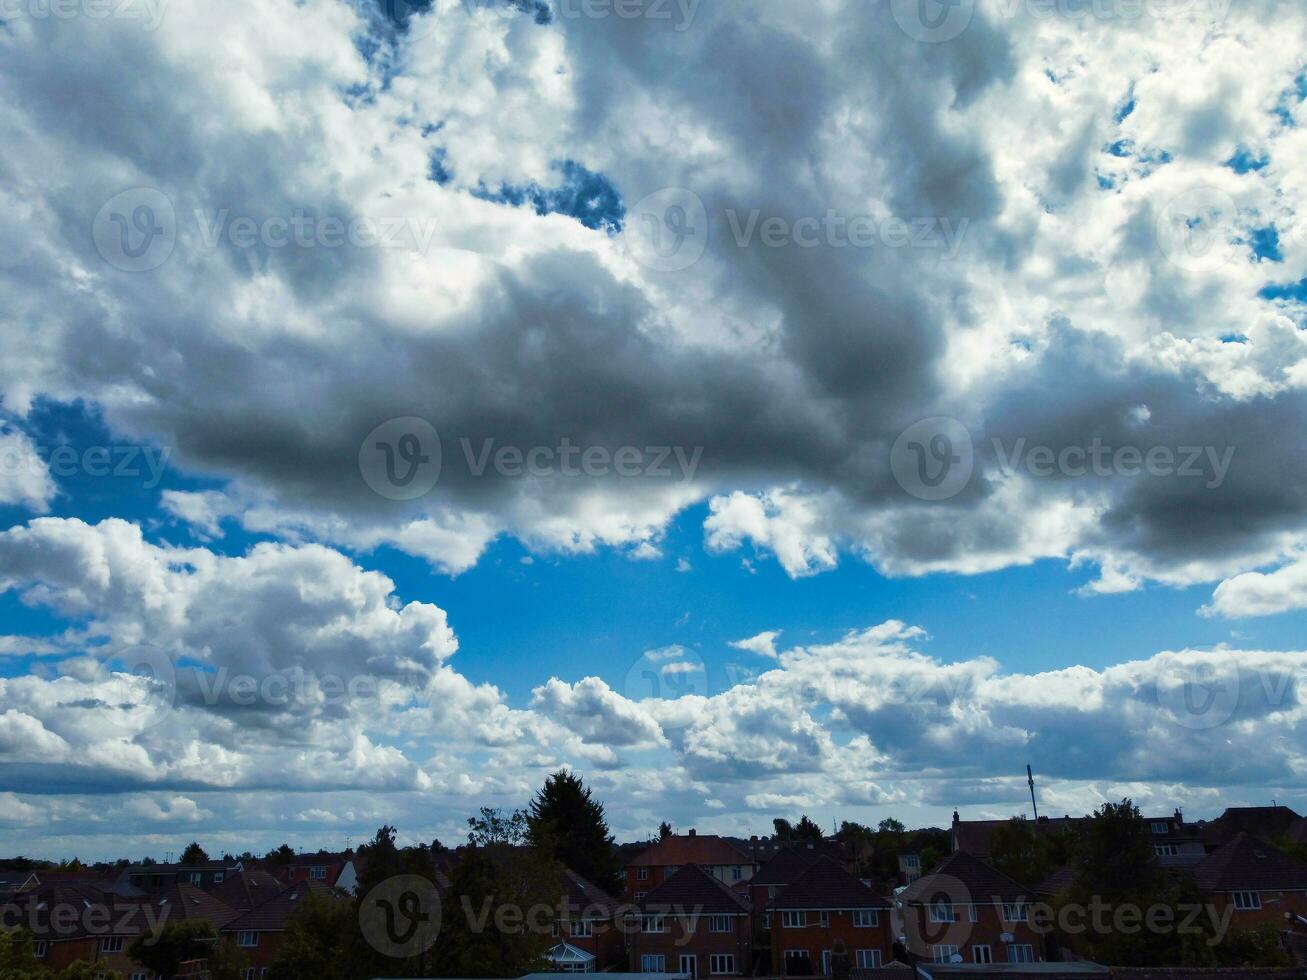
[179,842,209,866]
[430,847,551,978]
[0,928,43,978]
[525,771,621,895]
[772,818,795,840]
[206,941,249,980]
[466,807,527,847]
[794,815,825,840]
[264,843,296,865]
[267,892,358,980]
[658,821,673,842]
[128,920,216,979]
[989,817,1050,886]
[878,818,906,835]
[1074,799,1163,899]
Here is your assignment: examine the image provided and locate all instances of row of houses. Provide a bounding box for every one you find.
[3,805,1306,978]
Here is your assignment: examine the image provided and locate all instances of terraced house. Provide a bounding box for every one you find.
[765,856,894,976]
[630,863,752,977]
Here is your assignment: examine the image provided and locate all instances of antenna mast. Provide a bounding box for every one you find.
[1027,764,1040,821]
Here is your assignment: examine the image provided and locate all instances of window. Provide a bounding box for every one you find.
[822,950,833,975]
[710,915,731,933]
[130,974,147,980]
[1002,903,1028,921]
[551,921,559,938]
[571,920,593,938]
[665,865,680,877]
[818,911,830,928]
[34,942,47,959]
[932,945,959,963]
[680,955,697,978]
[904,854,921,869]
[188,872,202,886]
[968,904,978,923]
[762,913,770,929]
[242,970,256,980]
[641,954,666,973]
[972,945,993,964]
[637,867,649,881]
[853,909,878,927]
[310,866,327,880]
[781,910,805,928]
[1151,822,1169,834]
[1008,945,1035,963]
[1232,891,1261,910]
[1153,844,1178,856]
[101,937,125,954]
[856,950,883,969]
[731,867,742,882]
[642,915,665,933]
[768,885,778,899]
[238,931,259,947]
[214,872,225,883]
[634,892,646,903]
[710,954,736,975]
[929,902,956,923]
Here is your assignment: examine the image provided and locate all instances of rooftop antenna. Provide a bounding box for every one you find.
[1027,765,1040,821]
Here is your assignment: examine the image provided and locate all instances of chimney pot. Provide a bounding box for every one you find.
[688,829,696,837]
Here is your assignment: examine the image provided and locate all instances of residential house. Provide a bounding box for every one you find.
[278,851,359,894]
[119,860,243,892]
[1189,833,1307,930]
[211,869,285,913]
[951,810,1202,866]
[631,863,752,977]
[546,869,626,973]
[746,843,829,965]
[220,879,342,978]
[624,831,756,903]
[1196,806,1304,850]
[767,856,895,976]
[899,852,1044,966]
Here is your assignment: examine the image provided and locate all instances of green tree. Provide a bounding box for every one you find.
[525,771,621,894]
[1215,924,1293,967]
[55,962,123,980]
[658,821,673,842]
[772,818,795,840]
[878,818,906,834]
[0,928,43,979]
[989,817,1050,886]
[128,920,216,979]
[206,940,249,980]
[794,815,825,840]
[179,842,210,866]
[430,847,551,978]
[264,843,296,865]
[267,892,358,980]
[467,807,527,847]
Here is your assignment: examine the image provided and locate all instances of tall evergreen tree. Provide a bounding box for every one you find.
[179,842,209,866]
[525,771,620,895]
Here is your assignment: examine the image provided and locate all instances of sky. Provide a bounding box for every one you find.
[1,0,1307,862]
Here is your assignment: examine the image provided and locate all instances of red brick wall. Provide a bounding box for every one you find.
[1203,890,1307,931]
[628,913,752,976]
[904,903,1044,964]
[769,909,894,974]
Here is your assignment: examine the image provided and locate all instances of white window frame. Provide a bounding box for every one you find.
[1002,903,1028,921]
[853,909,878,927]
[818,910,830,928]
[34,942,48,959]
[932,944,959,963]
[904,854,921,869]
[929,901,956,923]
[571,919,593,938]
[822,950,833,975]
[237,931,259,948]
[856,949,883,969]
[972,944,993,963]
[710,953,736,975]
[731,867,742,882]
[1153,844,1178,857]
[634,892,646,903]
[310,866,327,880]
[679,954,697,978]
[710,914,730,933]
[642,914,665,933]
[101,936,125,954]
[188,872,202,886]
[1151,821,1169,834]
[1008,944,1035,963]
[637,867,649,881]
[781,910,805,929]
[1232,891,1261,910]
[641,954,666,973]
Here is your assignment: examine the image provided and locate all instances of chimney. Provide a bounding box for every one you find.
[952,810,960,825]
[688,828,696,837]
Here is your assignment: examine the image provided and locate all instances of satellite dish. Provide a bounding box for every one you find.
[1000,932,1015,943]
[950,955,964,964]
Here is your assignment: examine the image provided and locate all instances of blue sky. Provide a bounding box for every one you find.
[2,0,1307,861]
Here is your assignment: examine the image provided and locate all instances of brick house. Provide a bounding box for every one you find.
[767,855,895,976]
[624,831,756,904]
[1190,833,1307,930]
[545,868,627,973]
[219,879,342,978]
[631,863,752,977]
[745,845,829,969]
[278,852,359,894]
[119,860,244,893]
[899,851,1043,966]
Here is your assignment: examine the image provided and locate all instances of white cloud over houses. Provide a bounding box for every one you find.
[1,0,1307,852]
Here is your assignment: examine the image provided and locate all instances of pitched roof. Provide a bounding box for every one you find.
[952,817,1085,858]
[899,851,1033,905]
[562,869,622,920]
[767,856,892,910]
[626,834,753,869]
[222,880,341,933]
[1191,833,1307,892]
[210,870,283,911]
[1287,817,1307,847]
[637,864,748,915]
[1034,866,1076,898]
[749,845,828,887]
[1201,806,1303,846]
